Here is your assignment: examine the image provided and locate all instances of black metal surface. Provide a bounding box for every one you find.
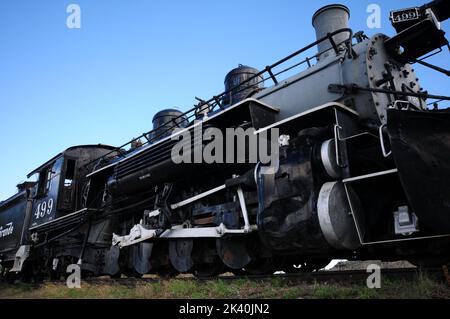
[105,99,278,197]
[423,0,450,22]
[257,128,331,254]
[387,108,450,233]
[386,5,449,63]
[0,192,27,258]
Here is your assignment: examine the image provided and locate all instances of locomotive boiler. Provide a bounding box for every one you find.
[1,0,450,280]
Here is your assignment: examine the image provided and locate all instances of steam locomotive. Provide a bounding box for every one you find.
[1,0,450,280]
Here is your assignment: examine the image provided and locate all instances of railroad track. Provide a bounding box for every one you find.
[56,267,447,287]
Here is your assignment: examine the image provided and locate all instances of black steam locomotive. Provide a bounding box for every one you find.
[1,0,450,280]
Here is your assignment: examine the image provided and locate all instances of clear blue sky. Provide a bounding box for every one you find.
[0,0,449,200]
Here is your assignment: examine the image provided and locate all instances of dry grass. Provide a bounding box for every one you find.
[0,274,449,299]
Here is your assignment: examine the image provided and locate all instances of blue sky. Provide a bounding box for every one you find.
[0,0,449,200]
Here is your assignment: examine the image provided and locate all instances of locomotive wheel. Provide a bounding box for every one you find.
[216,237,251,270]
[244,258,276,276]
[132,243,153,275]
[169,239,194,273]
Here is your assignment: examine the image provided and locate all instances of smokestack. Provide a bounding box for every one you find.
[312,4,350,61]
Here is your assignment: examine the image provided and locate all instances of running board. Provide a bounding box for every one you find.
[112,223,257,248]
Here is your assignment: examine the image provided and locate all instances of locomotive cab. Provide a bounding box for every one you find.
[27,145,117,229]
[28,155,72,227]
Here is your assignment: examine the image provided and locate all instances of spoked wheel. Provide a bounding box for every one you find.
[244,258,276,276]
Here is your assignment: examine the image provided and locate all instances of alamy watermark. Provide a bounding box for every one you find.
[170,121,280,165]
[66,264,81,288]
[63,4,382,31]
[66,4,81,29]
[367,4,382,29]
[366,264,381,288]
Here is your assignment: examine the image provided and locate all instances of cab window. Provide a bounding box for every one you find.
[64,159,76,187]
[36,166,53,197]
[59,158,77,211]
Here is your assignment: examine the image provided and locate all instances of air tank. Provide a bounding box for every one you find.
[151,109,188,141]
[223,64,264,106]
[312,4,350,61]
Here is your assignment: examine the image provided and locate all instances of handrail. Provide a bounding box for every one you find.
[85,28,354,169]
